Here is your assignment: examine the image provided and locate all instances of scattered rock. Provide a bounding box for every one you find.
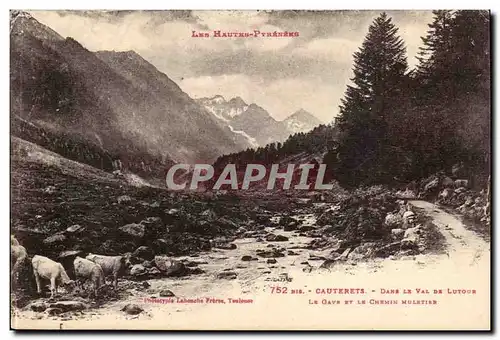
[309,255,327,261]
[442,177,454,188]
[298,226,315,232]
[374,242,402,257]
[50,301,88,312]
[241,255,253,261]
[189,267,205,275]
[58,250,84,259]
[217,271,237,280]
[348,243,377,260]
[154,256,186,276]
[267,259,277,264]
[303,265,314,273]
[133,246,155,261]
[337,248,351,261]
[384,213,402,228]
[119,223,145,238]
[319,259,336,269]
[287,250,299,256]
[43,233,66,245]
[201,209,217,220]
[43,186,56,194]
[159,289,175,297]
[391,228,404,238]
[283,221,299,231]
[130,264,147,276]
[165,208,179,216]
[215,243,237,250]
[148,267,161,276]
[121,304,143,315]
[45,307,63,316]
[401,226,421,249]
[256,249,285,258]
[28,301,49,312]
[66,224,85,234]
[142,260,154,268]
[117,195,132,204]
[265,234,289,242]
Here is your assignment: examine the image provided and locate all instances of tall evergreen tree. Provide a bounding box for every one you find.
[333,12,410,187]
[416,10,455,82]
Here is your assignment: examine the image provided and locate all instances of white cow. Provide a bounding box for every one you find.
[74,256,105,297]
[32,255,75,298]
[11,242,27,283]
[86,253,126,290]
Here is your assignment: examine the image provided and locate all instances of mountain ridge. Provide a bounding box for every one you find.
[10,12,252,178]
[197,95,323,146]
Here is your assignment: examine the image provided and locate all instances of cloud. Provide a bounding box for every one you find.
[29,10,435,123]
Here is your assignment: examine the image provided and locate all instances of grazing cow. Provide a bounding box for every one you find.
[74,257,105,297]
[11,242,28,283]
[11,235,20,246]
[86,254,126,290]
[32,255,75,298]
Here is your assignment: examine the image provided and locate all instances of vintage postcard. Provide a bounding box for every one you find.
[10,10,491,330]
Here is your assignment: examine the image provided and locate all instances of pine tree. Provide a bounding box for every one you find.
[412,10,490,186]
[416,10,455,81]
[333,12,409,187]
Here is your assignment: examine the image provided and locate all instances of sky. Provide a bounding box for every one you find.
[30,10,434,123]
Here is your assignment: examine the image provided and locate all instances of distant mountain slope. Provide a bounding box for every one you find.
[10,11,250,178]
[284,109,323,134]
[211,123,340,189]
[197,96,323,146]
[229,104,290,145]
[196,95,249,121]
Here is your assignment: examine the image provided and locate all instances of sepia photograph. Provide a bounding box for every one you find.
[9,9,491,330]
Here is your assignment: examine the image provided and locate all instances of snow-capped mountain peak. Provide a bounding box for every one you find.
[196,95,249,121]
[283,109,322,134]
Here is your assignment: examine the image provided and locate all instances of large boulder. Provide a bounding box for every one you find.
[442,177,454,188]
[256,249,285,258]
[283,221,299,231]
[140,217,163,239]
[28,301,49,312]
[132,246,155,261]
[43,233,66,245]
[391,228,405,239]
[130,264,147,276]
[159,289,175,297]
[348,243,377,261]
[217,271,237,280]
[117,195,132,204]
[65,224,85,234]
[401,226,422,249]
[402,211,416,228]
[119,223,145,238]
[438,188,454,201]
[154,256,186,276]
[49,301,88,312]
[148,267,161,276]
[384,213,402,228]
[218,217,238,229]
[265,234,289,242]
[200,209,217,221]
[423,177,440,197]
[454,179,469,188]
[121,304,143,315]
